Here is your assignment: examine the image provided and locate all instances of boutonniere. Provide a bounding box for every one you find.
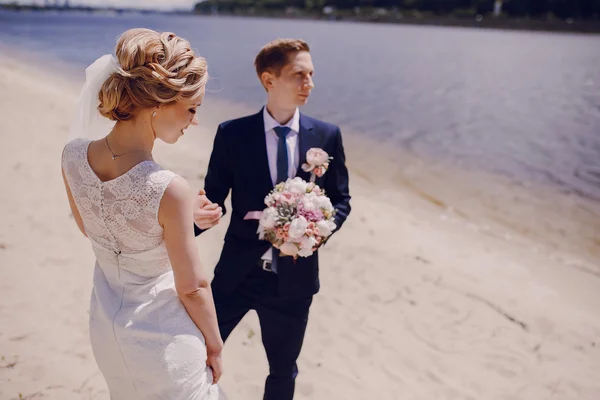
[301,148,333,182]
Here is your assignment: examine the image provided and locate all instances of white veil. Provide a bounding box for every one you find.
[68,54,119,142]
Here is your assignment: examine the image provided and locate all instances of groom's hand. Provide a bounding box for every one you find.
[193,189,223,230]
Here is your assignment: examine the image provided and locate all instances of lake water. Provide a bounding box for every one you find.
[2,10,600,200]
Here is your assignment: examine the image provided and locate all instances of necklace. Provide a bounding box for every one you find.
[105,137,148,160]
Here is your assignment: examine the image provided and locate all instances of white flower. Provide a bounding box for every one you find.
[301,196,317,212]
[286,177,309,194]
[280,242,299,257]
[288,216,308,240]
[264,193,274,207]
[297,247,314,258]
[316,220,336,237]
[300,235,317,251]
[259,207,278,230]
[327,219,337,232]
[315,195,334,212]
[303,191,318,201]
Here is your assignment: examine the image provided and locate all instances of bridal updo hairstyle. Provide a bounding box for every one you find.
[98,28,208,121]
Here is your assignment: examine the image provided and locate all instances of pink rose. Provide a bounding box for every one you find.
[275,227,286,239]
[281,192,295,204]
[306,148,329,166]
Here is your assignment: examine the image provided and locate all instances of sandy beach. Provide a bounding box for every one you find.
[1,51,600,400]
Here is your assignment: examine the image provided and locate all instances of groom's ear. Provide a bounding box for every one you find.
[261,71,274,92]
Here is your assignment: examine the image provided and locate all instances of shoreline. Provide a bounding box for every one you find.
[1,48,600,399]
[194,12,600,35]
[2,7,600,35]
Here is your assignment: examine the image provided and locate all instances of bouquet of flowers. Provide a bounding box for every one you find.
[256,148,336,259]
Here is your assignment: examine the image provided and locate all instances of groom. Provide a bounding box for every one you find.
[194,38,351,400]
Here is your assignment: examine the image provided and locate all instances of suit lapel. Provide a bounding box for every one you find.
[296,114,318,181]
[246,109,274,194]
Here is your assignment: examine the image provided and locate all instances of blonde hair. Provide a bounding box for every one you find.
[98,28,208,121]
[254,38,310,86]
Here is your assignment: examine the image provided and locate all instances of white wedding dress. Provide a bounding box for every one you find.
[62,138,223,400]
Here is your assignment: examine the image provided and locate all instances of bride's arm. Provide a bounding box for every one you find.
[61,168,87,237]
[159,175,224,382]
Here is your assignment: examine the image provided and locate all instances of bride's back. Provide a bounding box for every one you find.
[62,138,175,256]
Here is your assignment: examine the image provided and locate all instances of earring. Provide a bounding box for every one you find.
[152,111,157,117]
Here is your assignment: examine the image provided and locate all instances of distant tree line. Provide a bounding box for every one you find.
[194,0,600,20]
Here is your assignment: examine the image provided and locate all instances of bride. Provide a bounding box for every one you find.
[60,28,226,399]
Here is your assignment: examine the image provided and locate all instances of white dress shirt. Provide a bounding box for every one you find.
[262,106,300,262]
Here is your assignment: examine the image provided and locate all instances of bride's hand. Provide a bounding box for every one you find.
[193,189,222,230]
[206,346,223,384]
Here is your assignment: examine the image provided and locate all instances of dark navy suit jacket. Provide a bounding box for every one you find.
[195,109,351,298]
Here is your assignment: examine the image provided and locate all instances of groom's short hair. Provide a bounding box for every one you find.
[255,38,310,83]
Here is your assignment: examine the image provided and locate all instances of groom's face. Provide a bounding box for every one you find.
[270,51,314,108]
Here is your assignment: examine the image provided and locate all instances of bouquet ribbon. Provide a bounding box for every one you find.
[243,211,263,220]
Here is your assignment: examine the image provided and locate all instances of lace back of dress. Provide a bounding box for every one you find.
[62,139,176,254]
